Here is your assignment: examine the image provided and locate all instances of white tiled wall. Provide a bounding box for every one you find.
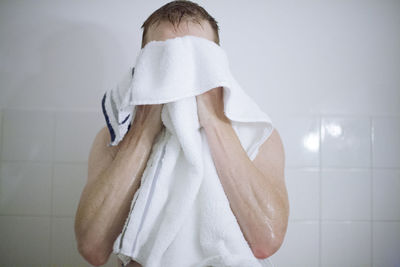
[0,109,118,266]
[270,115,400,267]
[0,0,399,267]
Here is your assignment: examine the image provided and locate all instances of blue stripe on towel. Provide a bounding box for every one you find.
[120,114,130,124]
[101,92,116,143]
[123,66,135,133]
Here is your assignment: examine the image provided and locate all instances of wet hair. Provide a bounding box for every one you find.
[140,0,220,48]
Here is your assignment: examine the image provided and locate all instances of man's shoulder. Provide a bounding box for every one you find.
[95,126,111,146]
[90,126,119,160]
[86,126,120,184]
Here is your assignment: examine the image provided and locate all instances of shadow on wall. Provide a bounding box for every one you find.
[2,19,125,110]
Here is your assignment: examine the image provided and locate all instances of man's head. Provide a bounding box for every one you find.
[140,0,220,48]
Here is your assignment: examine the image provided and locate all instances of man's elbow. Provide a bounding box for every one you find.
[76,236,110,266]
[251,234,285,259]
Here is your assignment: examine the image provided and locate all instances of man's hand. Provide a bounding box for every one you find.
[195,86,229,127]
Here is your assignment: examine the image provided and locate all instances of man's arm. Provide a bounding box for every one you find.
[74,104,163,266]
[202,118,289,259]
[196,87,289,259]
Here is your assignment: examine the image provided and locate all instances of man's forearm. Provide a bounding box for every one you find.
[75,124,159,259]
[201,115,286,258]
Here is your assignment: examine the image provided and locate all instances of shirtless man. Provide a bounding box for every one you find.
[74,1,289,266]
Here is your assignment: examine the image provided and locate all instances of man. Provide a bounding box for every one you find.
[75,1,289,266]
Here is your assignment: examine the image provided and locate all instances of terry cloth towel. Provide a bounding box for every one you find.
[102,35,275,267]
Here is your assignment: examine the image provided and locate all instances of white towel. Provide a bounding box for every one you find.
[102,35,275,267]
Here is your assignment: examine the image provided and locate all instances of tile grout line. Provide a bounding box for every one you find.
[318,114,322,267]
[0,108,4,162]
[370,115,374,267]
[49,110,57,264]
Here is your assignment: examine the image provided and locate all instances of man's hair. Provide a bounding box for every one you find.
[140,0,220,48]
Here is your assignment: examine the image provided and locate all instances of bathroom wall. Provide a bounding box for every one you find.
[0,0,399,266]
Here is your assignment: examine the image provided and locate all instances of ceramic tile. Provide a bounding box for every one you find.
[0,161,52,215]
[373,222,400,267]
[1,109,55,161]
[0,216,50,266]
[321,170,371,220]
[321,116,371,168]
[321,221,371,267]
[372,116,400,168]
[372,169,400,220]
